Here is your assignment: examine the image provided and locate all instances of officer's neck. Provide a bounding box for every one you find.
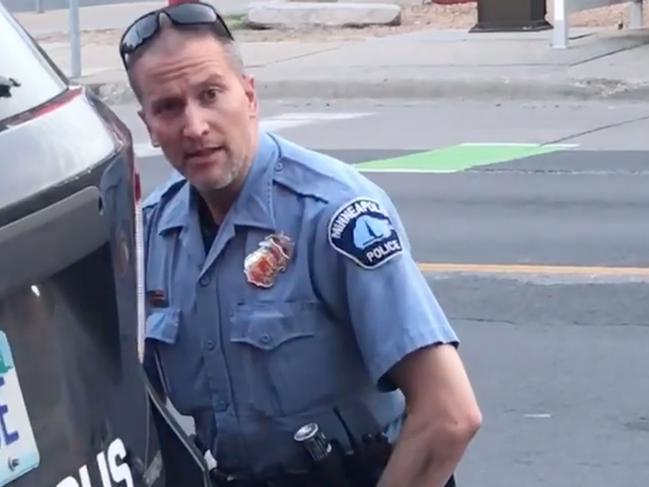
[196,130,259,224]
[198,186,238,225]
[199,161,256,224]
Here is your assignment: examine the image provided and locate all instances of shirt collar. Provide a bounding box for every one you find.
[157,130,278,235]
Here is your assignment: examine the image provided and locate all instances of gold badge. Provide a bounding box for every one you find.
[244,233,293,288]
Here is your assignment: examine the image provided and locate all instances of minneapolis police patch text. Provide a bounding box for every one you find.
[328,198,403,269]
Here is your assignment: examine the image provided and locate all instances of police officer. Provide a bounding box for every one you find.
[119,2,482,485]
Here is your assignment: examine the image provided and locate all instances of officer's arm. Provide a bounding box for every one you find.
[376,344,481,487]
[313,193,481,487]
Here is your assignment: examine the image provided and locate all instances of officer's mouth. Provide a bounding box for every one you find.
[185,146,225,163]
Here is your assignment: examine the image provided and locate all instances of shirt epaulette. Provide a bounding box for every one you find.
[269,133,371,205]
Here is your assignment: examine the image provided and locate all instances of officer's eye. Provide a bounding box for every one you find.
[153,98,182,116]
[203,88,219,103]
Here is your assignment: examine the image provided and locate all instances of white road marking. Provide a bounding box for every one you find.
[134,143,162,158]
[268,112,373,121]
[260,111,372,133]
[259,119,307,132]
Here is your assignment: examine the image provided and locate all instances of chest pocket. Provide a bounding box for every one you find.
[230,301,340,417]
[145,307,208,414]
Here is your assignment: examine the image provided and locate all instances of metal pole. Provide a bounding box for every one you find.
[35,0,44,14]
[552,0,568,49]
[69,0,81,78]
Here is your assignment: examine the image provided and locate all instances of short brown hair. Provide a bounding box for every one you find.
[126,23,244,101]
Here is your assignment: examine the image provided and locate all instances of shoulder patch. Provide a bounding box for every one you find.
[328,198,403,269]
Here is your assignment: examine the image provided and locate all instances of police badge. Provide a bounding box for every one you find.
[244,233,294,288]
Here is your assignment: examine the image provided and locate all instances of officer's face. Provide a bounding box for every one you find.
[134,28,259,193]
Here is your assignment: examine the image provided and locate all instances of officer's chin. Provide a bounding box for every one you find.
[193,171,237,194]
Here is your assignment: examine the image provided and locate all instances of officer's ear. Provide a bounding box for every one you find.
[242,74,259,119]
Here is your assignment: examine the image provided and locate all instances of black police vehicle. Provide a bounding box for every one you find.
[0,4,213,486]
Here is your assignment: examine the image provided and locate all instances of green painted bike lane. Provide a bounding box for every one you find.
[354,143,575,173]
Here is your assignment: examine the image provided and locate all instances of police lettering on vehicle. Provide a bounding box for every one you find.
[56,438,134,487]
[328,197,403,269]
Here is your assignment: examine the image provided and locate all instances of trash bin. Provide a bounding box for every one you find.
[470,0,552,32]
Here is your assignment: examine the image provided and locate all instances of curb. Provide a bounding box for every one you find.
[85,77,649,105]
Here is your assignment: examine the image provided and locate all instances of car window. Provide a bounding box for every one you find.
[0,6,67,122]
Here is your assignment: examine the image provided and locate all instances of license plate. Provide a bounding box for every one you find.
[0,331,40,486]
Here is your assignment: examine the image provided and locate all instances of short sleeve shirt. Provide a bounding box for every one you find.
[141,131,459,474]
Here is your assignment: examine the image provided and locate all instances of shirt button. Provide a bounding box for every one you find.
[216,400,228,412]
[199,275,211,287]
[275,162,284,171]
[206,340,215,351]
[260,334,272,345]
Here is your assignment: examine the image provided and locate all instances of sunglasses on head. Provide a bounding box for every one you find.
[119,2,234,68]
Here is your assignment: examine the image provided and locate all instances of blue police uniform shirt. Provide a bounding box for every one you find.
[142,130,459,474]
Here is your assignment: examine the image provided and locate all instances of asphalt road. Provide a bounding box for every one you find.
[120,99,649,487]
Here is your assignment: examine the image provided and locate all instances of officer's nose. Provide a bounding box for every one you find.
[182,102,210,140]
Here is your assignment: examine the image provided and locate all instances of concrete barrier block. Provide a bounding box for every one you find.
[246,2,402,28]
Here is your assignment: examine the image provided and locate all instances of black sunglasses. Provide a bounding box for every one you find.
[119,2,234,68]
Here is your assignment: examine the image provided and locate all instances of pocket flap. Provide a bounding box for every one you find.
[230,302,317,351]
[145,308,180,345]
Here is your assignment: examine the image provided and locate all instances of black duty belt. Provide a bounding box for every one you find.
[213,470,456,487]
[209,468,322,487]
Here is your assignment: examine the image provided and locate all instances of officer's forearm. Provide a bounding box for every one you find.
[376,411,475,487]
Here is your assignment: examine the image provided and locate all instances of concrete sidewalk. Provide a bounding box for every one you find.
[12,2,649,103]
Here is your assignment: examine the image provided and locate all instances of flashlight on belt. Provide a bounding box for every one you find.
[294,423,353,487]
